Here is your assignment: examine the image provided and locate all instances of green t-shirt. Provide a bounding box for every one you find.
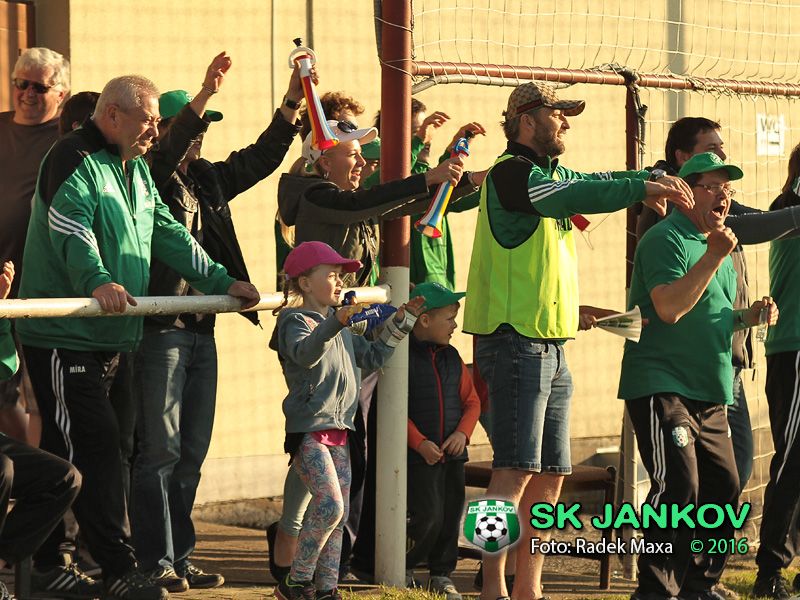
[766,235,800,355]
[618,210,736,404]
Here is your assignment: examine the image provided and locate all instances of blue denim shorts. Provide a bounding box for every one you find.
[475,327,573,473]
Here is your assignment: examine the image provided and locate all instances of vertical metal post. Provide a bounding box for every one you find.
[375,0,412,588]
[625,86,640,288]
[666,0,688,120]
[621,86,641,580]
[305,0,314,49]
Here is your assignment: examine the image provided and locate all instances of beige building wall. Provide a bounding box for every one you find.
[32,0,800,502]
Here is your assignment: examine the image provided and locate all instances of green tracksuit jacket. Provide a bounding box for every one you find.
[17,119,235,352]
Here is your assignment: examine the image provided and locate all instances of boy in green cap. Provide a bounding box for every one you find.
[405,282,480,600]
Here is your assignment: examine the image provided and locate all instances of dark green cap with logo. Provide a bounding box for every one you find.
[159,90,223,122]
[409,281,465,312]
[678,152,743,180]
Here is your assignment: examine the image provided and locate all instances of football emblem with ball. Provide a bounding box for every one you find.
[475,514,508,542]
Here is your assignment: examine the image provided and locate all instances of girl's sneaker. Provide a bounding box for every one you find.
[316,589,342,600]
[275,574,316,600]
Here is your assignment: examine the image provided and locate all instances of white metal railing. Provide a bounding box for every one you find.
[0,285,391,318]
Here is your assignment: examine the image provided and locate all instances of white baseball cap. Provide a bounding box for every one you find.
[302,120,378,166]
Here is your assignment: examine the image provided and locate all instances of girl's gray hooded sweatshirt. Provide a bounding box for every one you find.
[271,307,414,433]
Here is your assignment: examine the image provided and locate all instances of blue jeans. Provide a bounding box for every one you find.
[728,367,753,491]
[130,327,218,571]
[475,327,573,473]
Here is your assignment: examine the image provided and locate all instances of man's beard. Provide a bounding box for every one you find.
[535,132,565,157]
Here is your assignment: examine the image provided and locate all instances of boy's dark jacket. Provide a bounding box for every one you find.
[407,333,480,465]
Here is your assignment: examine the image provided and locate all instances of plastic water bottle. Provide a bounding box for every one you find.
[756,306,769,342]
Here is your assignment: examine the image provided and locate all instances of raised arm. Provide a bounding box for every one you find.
[189,63,305,202]
[148,53,231,188]
[726,204,800,244]
[302,157,463,225]
[489,158,692,219]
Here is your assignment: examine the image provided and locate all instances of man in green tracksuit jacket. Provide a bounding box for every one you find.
[466,81,693,600]
[17,74,259,600]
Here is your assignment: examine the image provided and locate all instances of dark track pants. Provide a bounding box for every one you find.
[24,345,137,577]
[406,459,464,575]
[0,433,80,564]
[626,394,739,597]
[757,351,800,575]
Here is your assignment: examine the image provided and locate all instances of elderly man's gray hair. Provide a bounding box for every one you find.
[94,75,160,117]
[12,47,71,92]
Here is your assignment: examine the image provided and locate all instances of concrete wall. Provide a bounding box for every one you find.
[28,0,798,502]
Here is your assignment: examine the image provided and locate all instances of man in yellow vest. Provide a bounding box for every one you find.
[465,81,693,600]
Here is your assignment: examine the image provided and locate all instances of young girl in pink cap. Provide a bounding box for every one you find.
[270,241,423,600]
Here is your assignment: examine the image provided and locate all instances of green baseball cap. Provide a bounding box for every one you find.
[360,137,381,160]
[159,90,223,122]
[410,282,465,312]
[678,152,743,181]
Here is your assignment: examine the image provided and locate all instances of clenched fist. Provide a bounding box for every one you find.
[706,227,738,260]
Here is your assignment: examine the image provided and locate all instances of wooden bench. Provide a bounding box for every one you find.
[461,461,617,590]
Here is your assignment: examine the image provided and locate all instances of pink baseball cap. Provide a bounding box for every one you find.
[283,241,363,278]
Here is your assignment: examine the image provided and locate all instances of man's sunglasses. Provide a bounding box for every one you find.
[12,78,54,94]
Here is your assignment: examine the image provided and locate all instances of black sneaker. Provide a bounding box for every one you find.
[104,569,169,600]
[793,573,800,592]
[179,563,224,589]
[59,539,102,578]
[753,573,793,600]
[0,581,13,600]
[31,563,102,599]
[275,574,315,600]
[316,589,342,600]
[429,576,462,600]
[146,566,188,593]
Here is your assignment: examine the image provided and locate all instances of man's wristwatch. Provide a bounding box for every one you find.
[649,168,667,182]
[283,96,301,110]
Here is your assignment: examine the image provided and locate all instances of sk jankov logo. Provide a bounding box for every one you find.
[464,499,520,552]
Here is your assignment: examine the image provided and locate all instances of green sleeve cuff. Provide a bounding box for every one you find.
[0,320,18,380]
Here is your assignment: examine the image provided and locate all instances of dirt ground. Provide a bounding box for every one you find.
[6,516,762,600]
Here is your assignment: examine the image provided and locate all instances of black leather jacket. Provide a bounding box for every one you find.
[147,105,301,329]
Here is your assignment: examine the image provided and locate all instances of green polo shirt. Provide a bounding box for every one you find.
[618,210,736,404]
[766,235,800,356]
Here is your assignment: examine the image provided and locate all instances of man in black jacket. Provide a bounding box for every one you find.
[129,53,304,592]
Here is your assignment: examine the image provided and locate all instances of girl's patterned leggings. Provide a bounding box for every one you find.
[290,433,352,590]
